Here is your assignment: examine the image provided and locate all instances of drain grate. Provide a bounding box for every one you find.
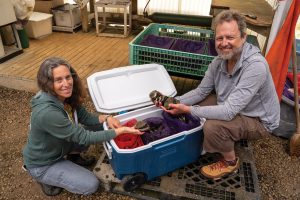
[93,140,261,200]
[239,139,249,148]
[102,155,110,164]
[186,183,235,200]
[243,162,255,193]
[146,177,161,187]
[176,152,256,200]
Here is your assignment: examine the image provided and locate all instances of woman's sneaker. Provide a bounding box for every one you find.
[200,157,240,179]
[38,182,63,196]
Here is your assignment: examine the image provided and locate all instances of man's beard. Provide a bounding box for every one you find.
[216,45,243,60]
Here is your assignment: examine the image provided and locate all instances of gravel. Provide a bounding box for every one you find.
[0,86,300,200]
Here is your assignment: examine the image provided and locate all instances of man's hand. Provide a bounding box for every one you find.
[162,103,191,115]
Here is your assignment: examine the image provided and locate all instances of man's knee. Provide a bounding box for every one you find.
[203,120,222,137]
[203,120,234,152]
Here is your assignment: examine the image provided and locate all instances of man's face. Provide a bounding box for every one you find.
[215,20,246,60]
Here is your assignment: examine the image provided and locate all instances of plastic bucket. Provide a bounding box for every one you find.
[273,95,297,138]
[17,29,29,49]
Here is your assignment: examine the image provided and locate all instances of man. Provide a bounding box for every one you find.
[160,10,280,179]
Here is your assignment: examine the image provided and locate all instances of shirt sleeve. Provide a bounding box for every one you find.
[190,61,267,120]
[177,62,215,105]
[38,108,116,145]
[76,106,101,126]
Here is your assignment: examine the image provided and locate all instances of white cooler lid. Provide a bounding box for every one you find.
[87,64,177,113]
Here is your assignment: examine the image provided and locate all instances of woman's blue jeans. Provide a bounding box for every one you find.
[26,124,104,195]
[27,160,99,195]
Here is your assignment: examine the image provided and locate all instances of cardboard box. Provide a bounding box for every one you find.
[34,0,65,13]
[25,12,53,39]
[52,4,81,27]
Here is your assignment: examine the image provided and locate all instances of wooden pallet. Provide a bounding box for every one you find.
[93,140,261,200]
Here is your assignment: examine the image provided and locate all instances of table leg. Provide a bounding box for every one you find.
[129,3,132,30]
[95,5,99,34]
[103,7,106,27]
[124,7,127,36]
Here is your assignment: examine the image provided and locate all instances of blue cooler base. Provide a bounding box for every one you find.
[110,129,203,181]
[102,105,205,181]
[94,140,261,200]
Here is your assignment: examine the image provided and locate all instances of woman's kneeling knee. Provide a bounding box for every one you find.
[82,177,100,195]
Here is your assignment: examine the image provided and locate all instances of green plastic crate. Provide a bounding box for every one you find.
[129,23,215,78]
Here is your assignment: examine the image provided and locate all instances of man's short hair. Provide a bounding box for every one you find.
[213,10,247,38]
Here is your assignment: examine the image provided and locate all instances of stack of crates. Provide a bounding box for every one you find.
[129,23,216,78]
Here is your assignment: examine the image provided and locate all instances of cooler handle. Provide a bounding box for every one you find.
[154,135,185,150]
[103,141,112,159]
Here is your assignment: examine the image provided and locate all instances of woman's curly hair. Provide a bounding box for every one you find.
[37,57,86,108]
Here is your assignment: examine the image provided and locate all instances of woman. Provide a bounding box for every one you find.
[22,57,142,196]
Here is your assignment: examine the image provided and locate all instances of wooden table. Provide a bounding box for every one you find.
[94,0,132,38]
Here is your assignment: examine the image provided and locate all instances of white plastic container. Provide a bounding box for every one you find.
[87,64,204,188]
[52,4,81,27]
[25,12,53,39]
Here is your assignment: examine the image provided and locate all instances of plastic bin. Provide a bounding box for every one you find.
[273,95,297,138]
[52,4,81,27]
[130,23,215,78]
[296,39,300,54]
[87,64,204,190]
[130,23,261,79]
[140,34,175,49]
[24,12,53,39]
[17,29,29,48]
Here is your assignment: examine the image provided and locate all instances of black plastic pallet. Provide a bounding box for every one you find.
[93,140,261,200]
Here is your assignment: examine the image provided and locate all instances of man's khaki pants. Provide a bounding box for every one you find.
[199,94,270,153]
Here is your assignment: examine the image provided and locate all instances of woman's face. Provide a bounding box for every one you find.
[52,65,73,102]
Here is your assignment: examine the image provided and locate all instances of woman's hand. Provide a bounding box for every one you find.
[106,116,121,129]
[162,103,191,115]
[99,115,122,129]
[115,127,143,136]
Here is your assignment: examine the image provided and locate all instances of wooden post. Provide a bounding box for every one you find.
[132,0,137,15]
[90,0,95,14]
[90,0,95,27]
[81,5,89,32]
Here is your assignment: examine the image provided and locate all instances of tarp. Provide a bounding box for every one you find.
[266,0,300,100]
[266,0,292,54]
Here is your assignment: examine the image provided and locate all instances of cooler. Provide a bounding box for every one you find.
[87,64,204,190]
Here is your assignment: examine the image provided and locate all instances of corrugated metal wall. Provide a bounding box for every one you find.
[137,0,212,16]
[96,0,212,15]
[90,0,280,51]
